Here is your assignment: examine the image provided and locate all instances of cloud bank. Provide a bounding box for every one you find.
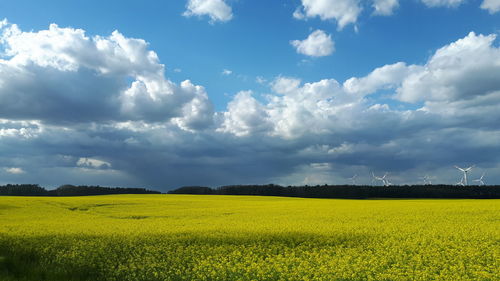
[1,21,499,189]
[0,21,213,128]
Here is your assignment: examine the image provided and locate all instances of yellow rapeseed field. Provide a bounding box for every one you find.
[0,195,498,280]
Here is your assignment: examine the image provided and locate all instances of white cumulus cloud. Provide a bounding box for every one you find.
[271,77,302,94]
[183,0,233,23]
[481,0,500,13]
[343,62,420,96]
[396,32,500,104]
[294,0,478,27]
[172,80,214,131]
[291,30,335,57]
[221,69,232,75]
[0,20,213,130]
[294,0,362,30]
[217,91,271,137]
[5,167,25,174]
[372,0,400,15]
[77,158,112,169]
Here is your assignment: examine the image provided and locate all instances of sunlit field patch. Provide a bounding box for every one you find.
[0,195,498,280]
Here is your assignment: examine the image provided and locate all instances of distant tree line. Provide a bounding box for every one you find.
[0,184,161,196]
[3,183,499,198]
[168,184,500,199]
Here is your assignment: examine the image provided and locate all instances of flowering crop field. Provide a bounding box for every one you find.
[0,195,498,281]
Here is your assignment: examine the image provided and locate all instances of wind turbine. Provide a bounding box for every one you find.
[384,174,392,186]
[455,176,465,186]
[454,165,474,186]
[348,174,357,185]
[473,172,486,186]
[372,172,390,186]
[420,175,432,185]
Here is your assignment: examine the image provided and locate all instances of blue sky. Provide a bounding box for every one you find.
[1,0,500,189]
[3,0,498,110]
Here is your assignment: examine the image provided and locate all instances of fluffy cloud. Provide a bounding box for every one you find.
[481,0,500,13]
[271,77,302,94]
[293,0,487,28]
[266,78,348,138]
[291,30,335,57]
[372,0,400,15]
[294,0,362,30]
[396,32,500,105]
[0,21,213,129]
[172,81,214,131]
[344,62,419,96]
[221,69,232,75]
[222,76,362,139]
[5,167,25,174]
[77,158,112,169]
[183,0,233,23]
[217,91,271,136]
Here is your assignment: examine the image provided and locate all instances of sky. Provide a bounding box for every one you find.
[0,0,500,190]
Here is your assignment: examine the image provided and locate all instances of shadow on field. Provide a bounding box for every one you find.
[0,204,18,212]
[0,249,100,281]
[0,231,372,281]
[66,203,140,212]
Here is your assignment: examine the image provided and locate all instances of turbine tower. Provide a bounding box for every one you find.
[454,165,474,186]
[456,176,465,186]
[473,172,486,186]
[372,172,390,186]
[384,174,392,186]
[348,174,357,185]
